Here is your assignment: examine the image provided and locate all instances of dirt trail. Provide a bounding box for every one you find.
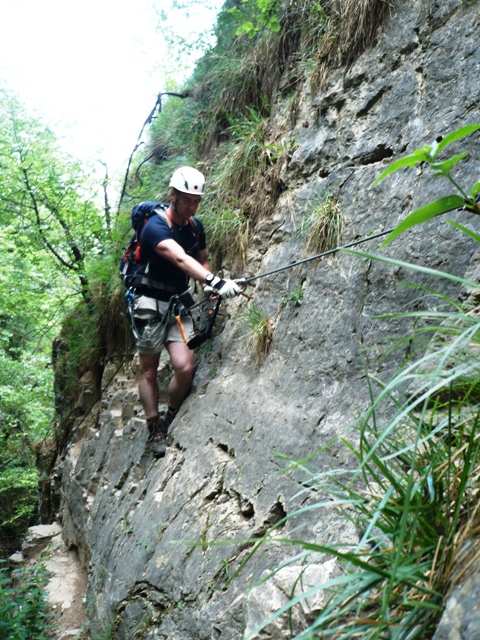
[11,523,87,639]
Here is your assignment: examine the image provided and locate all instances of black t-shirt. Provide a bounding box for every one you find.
[140,212,206,291]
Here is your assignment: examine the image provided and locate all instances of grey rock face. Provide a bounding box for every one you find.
[56,1,480,638]
[433,576,480,640]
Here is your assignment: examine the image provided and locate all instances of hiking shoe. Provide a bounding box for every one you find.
[147,418,168,458]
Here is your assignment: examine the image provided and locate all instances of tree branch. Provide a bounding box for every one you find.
[21,166,77,271]
[20,164,91,305]
[116,91,191,216]
[134,148,159,187]
[100,160,111,230]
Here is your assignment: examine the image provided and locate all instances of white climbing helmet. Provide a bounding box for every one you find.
[169,166,205,196]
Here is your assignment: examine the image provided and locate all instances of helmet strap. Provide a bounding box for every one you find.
[170,194,186,226]
[169,189,180,218]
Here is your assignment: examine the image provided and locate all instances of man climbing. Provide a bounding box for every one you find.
[131,166,240,457]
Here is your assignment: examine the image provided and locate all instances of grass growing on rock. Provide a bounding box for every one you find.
[238,306,274,369]
[301,192,343,256]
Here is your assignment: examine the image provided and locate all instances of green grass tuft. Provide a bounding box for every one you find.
[301,192,343,256]
[238,306,274,368]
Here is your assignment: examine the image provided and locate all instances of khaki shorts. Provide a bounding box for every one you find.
[133,295,195,355]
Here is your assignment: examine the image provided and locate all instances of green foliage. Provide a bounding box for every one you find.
[0,89,110,550]
[0,466,39,555]
[229,0,281,38]
[0,333,53,554]
[0,90,107,305]
[282,286,304,308]
[200,107,283,265]
[370,123,480,246]
[0,559,55,639]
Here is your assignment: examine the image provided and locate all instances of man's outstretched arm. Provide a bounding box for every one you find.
[154,239,211,284]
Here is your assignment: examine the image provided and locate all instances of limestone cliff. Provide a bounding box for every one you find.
[52,1,480,638]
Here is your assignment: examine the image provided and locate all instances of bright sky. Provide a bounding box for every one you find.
[0,0,223,193]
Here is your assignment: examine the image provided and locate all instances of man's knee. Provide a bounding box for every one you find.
[179,357,195,377]
[140,369,158,386]
[139,354,161,383]
[167,343,194,377]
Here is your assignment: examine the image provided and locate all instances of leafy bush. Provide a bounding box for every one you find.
[0,468,38,556]
[0,348,53,555]
[228,0,281,38]
[0,559,55,639]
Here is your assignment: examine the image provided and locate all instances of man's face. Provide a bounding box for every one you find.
[172,190,201,218]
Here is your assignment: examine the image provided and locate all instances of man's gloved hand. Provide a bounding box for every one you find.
[206,275,240,298]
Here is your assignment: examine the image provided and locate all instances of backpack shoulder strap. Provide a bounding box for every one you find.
[156,209,200,242]
[156,207,174,235]
[189,216,201,234]
[189,217,202,248]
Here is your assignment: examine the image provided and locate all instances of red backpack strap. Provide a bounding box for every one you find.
[156,208,173,235]
[157,209,200,244]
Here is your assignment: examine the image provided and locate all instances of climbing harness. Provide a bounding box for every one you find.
[126,287,220,350]
[126,289,169,342]
[187,296,222,350]
[236,227,396,288]
[126,289,196,344]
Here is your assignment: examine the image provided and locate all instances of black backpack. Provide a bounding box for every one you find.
[119,201,200,290]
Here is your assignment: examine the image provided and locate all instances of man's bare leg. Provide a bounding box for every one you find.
[138,352,161,420]
[139,351,169,458]
[165,341,195,412]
